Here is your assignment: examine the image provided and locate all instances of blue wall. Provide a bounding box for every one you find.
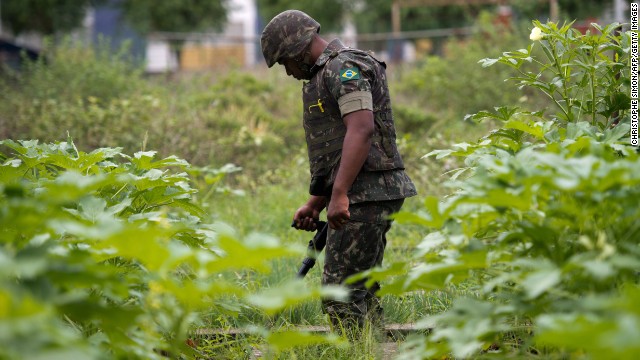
[92,1,145,63]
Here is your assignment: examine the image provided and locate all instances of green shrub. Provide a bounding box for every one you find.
[361,22,638,358]
[21,37,144,103]
[0,139,345,359]
[395,14,544,122]
[0,38,149,148]
[0,42,305,180]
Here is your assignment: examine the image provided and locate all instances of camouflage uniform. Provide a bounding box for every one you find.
[261,10,417,331]
[303,39,417,329]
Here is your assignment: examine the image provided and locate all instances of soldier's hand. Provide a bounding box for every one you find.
[327,193,350,230]
[293,205,319,231]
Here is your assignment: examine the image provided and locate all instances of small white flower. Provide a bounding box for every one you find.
[529,27,543,41]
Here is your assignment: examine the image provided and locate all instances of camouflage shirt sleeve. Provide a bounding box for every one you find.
[323,51,375,116]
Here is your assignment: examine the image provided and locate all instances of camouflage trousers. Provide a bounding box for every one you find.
[321,199,404,332]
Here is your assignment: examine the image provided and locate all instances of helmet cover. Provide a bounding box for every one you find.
[261,10,321,67]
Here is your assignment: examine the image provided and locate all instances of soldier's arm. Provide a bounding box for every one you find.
[327,109,374,229]
[324,55,375,229]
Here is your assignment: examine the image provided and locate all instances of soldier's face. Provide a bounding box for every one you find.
[279,57,315,80]
[280,58,306,80]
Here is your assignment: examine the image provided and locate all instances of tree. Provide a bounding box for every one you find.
[1,0,93,35]
[352,0,474,34]
[257,0,346,33]
[511,0,612,23]
[119,0,228,33]
[0,0,228,36]
[256,0,612,35]
[256,0,471,34]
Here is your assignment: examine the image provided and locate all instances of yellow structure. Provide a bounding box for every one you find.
[180,44,246,71]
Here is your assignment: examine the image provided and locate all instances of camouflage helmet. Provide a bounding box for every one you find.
[261,10,320,68]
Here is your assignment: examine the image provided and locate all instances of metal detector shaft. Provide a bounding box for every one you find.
[291,220,328,278]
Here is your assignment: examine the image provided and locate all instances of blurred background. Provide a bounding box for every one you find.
[0,0,630,197]
[0,0,628,74]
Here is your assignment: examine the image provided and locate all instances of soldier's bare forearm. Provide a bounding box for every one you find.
[332,110,374,198]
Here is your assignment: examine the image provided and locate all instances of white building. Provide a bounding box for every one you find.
[145,0,259,73]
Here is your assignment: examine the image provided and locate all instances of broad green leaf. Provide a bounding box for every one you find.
[463,189,530,211]
[48,218,123,240]
[536,312,640,359]
[580,260,615,280]
[521,268,561,299]
[246,280,347,314]
[132,152,189,170]
[266,331,345,351]
[205,234,298,273]
[504,119,545,139]
[102,226,173,271]
[602,123,630,143]
[415,232,447,256]
[400,251,489,292]
[347,261,409,292]
[423,149,453,159]
[478,58,499,67]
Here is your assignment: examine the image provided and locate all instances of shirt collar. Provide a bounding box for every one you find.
[311,39,346,71]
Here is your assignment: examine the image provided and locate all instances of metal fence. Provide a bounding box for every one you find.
[145,26,478,73]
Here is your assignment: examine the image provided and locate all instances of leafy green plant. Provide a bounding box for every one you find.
[0,139,345,359]
[358,21,638,358]
[479,21,630,127]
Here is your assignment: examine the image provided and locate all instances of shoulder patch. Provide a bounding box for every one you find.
[340,67,360,82]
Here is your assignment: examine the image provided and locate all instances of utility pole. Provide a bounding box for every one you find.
[550,0,559,22]
[391,1,402,62]
[613,0,627,26]
[392,1,401,35]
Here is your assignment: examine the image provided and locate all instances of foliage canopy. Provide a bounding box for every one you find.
[0,0,228,35]
[1,0,92,35]
[257,0,611,34]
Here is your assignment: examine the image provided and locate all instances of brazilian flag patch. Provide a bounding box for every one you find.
[340,67,360,82]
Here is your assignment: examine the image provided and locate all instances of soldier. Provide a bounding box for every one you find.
[261,10,417,334]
